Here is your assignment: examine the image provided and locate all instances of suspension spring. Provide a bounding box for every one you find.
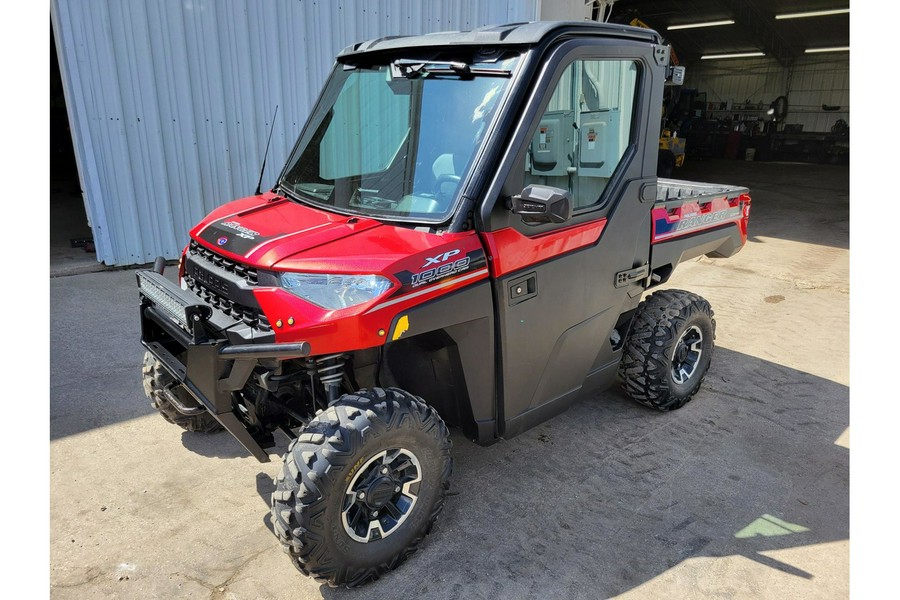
[315,353,346,404]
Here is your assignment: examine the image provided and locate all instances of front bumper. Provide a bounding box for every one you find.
[137,269,310,462]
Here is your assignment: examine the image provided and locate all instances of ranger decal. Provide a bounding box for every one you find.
[198,219,272,255]
[653,200,744,242]
[219,221,261,240]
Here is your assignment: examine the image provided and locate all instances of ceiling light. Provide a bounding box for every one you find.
[701,52,766,60]
[667,20,735,31]
[805,46,850,53]
[775,8,849,20]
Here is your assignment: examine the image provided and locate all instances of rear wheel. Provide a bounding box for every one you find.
[141,352,222,433]
[271,387,452,587]
[618,290,716,411]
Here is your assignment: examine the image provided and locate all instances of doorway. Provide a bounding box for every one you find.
[51,21,98,274]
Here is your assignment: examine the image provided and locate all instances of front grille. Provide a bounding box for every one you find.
[186,241,271,333]
[184,277,272,332]
[189,240,258,285]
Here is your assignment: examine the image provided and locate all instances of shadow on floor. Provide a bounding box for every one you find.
[228,347,847,599]
[679,159,848,251]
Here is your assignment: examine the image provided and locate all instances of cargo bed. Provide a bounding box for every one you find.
[656,178,749,202]
[648,178,752,284]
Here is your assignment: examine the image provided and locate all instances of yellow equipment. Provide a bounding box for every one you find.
[630,18,685,171]
[659,129,686,167]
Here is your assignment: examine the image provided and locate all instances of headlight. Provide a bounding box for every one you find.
[280,273,393,310]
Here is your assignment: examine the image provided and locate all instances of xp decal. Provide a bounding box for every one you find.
[394,249,487,293]
[422,249,461,268]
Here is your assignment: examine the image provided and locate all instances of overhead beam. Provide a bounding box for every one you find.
[722,0,799,66]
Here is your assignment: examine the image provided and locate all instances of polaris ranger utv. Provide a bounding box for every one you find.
[137,21,751,587]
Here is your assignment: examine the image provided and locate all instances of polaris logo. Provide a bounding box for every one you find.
[422,249,460,268]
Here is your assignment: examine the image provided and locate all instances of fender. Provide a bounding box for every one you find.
[381,281,497,444]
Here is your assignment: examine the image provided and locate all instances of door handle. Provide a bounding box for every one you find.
[508,272,537,306]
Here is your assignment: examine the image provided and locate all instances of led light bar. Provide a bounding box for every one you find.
[775,8,849,20]
[701,52,766,60]
[137,270,211,332]
[805,46,850,53]
[139,271,189,327]
[668,20,735,31]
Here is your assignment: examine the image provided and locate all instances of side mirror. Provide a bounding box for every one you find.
[507,185,573,225]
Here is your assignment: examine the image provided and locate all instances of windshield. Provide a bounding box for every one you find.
[279,54,520,223]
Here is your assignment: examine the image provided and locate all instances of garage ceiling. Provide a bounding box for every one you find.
[606,0,850,65]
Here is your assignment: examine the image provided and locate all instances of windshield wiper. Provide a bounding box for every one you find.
[391,59,511,79]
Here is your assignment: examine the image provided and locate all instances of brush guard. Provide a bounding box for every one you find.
[137,269,310,462]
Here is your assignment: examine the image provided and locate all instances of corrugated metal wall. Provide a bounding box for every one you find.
[51,0,539,266]
[686,55,849,133]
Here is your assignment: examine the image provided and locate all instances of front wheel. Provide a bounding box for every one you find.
[618,289,716,411]
[271,387,452,587]
[141,352,223,433]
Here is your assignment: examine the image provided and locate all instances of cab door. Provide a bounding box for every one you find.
[479,40,665,438]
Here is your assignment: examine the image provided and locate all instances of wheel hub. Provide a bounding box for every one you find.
[671,325,704,385]
[341,448,422,543]
[364,477,397,509]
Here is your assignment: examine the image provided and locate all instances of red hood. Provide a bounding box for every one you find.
[189,193,489,353]
[189,193,484,280]
[190,193,382,268]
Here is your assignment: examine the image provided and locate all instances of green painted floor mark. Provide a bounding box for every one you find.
[735,514,810,538]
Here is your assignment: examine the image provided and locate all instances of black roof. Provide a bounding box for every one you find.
[337,21,663,60]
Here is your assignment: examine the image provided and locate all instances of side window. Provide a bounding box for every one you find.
[525,59,639,210]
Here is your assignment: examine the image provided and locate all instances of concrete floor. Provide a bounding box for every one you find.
[49,159,849,599]
[49,179,106,278]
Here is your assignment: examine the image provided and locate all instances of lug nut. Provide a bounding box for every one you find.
[381,467,389,474]
[358,492,365,499]
[372,511,379,518]
[394,486,401,493]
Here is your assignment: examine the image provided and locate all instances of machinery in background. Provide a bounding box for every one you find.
[658,129,686,177]
[627,18,686,177]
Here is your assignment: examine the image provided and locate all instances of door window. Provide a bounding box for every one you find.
[526,60,639,209]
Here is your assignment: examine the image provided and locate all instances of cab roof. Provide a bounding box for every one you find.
[337,21,663,61]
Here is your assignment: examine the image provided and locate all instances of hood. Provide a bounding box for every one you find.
[190,193,485,287]
[190,193,382,268]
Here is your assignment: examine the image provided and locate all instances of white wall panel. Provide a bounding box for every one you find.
[685,55,849,135]
[538,0,591,21]
[52,0,539,265]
